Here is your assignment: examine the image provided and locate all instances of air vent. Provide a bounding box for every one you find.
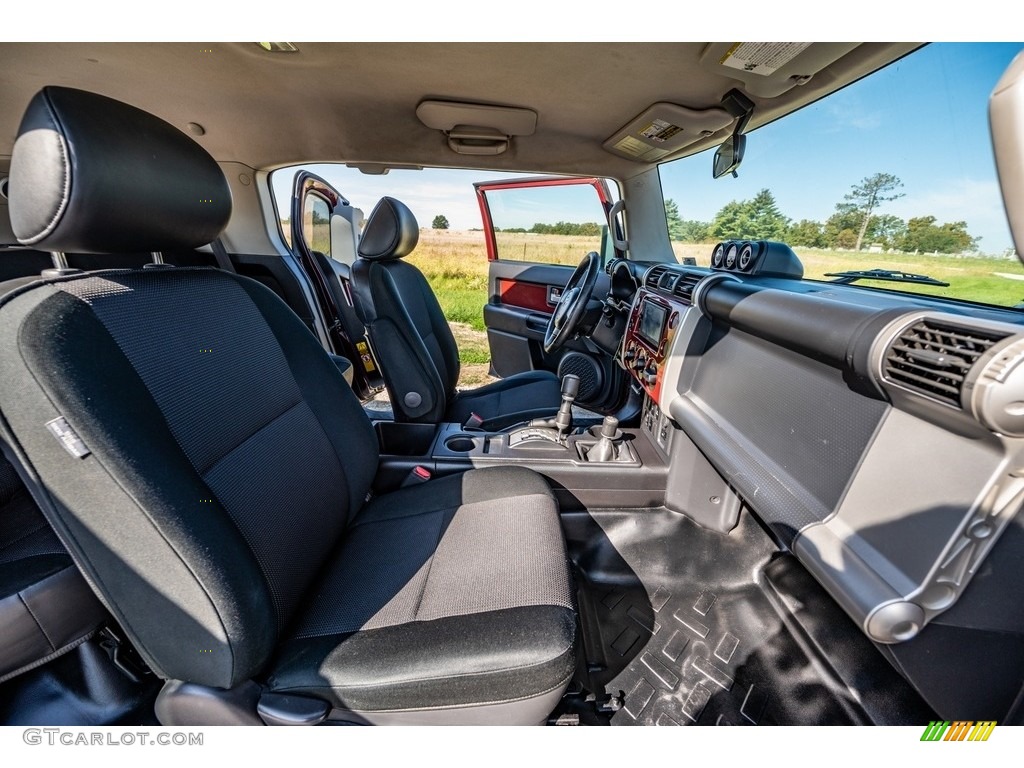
[644,265,670,290]
[672,273,702,304]
[883,319,1009,407]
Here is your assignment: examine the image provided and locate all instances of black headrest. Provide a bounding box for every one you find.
[8,87,231,254]
[357,197,419,261]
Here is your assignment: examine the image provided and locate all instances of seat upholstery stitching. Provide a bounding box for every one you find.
[276,635,575,693]
[0,519,51,554]
[200,399,305,480]
[17,592,56,652]
[349,492,553,530]
[20,92,72,245]
[410,509,450,622]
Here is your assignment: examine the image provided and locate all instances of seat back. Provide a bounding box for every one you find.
[0,448,107,683]
[351,197,461,423]
[0,87,379,690]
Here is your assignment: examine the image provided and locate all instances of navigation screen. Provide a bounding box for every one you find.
[638,301,667,348]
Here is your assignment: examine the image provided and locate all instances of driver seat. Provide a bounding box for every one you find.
[351,197,561,428]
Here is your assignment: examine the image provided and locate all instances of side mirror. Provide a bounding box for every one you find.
[713,133,746,179]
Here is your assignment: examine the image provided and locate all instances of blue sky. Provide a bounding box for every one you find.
[273,43,1024,254]
[662,42,1024,254]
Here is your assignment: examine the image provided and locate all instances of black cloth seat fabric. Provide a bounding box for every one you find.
[352,197,561,427]
[0,451,107,683]
[268,466,575,713]
[0,267,576,722]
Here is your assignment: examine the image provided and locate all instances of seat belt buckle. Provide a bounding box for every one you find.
[463,412,485,431]
[400,465,432,487]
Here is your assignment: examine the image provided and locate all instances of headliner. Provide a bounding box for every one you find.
[0,42,920,180]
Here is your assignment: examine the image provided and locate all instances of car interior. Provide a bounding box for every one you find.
[1,42,1023,727]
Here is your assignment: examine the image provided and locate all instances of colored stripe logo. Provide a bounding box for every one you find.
[920,721,996,741]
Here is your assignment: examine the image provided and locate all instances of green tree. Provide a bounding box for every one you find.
[710,200,754,240]
[665,198,685,240]
[431,214,450,230]
[898,216,979,254]
[746,188,790,240]
[867,214,907,249]
[842,173,904,251]
[834,229,858,249]
[678,219,711,243]
[823,204,859,247]
[709,189,789,241]
[529,221,601,236]
[788,219,826,248]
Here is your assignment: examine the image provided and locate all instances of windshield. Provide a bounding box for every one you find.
[660,42,1024,309]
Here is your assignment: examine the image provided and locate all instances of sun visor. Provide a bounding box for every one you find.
[699,42,859,98]
[602,103,733,163]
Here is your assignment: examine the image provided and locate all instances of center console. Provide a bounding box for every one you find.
[371,265,740,525]
[372,418,669,510]
[621,267,745,534]
[623,292,679,402]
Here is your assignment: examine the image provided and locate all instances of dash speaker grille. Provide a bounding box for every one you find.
[557,352,603,402]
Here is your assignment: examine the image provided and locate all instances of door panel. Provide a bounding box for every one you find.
[476,177,622,409]
[495,278,552,313]
[485,261,612,389]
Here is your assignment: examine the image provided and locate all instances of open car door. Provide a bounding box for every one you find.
[287,171,385,400]
[475,176,625,412]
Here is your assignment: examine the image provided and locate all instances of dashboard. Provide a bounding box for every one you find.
[610,240,1024,717]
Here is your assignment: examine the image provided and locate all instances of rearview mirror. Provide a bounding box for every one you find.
[713,133,746,179]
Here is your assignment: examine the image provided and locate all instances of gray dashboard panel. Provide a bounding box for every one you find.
[821,408,1003,590]
[687,327,887,521]
[650,268,1024,645]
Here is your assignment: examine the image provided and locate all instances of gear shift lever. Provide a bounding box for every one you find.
[512,374,580,448]
[587,415,620,462]
[553,374,580,438]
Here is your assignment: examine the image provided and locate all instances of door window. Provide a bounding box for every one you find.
[476,178,618,266]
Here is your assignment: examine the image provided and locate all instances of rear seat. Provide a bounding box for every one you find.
[0,448,107,683]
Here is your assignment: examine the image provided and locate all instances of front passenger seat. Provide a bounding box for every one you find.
[351,197,562,428]
[0,86,576,725]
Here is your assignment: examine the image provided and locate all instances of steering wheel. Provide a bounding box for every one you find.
[543,251,601,354]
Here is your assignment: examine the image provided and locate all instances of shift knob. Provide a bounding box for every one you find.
[588,415,621,463]
[554,374,580,437]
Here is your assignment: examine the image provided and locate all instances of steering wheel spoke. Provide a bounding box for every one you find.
[543,252,601,354]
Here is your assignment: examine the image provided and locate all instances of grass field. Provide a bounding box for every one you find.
[407,229,1024,381]
[406,230,601,388]
[671,242,1024,307]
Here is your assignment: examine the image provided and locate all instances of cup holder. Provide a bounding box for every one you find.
[444,436,479,453]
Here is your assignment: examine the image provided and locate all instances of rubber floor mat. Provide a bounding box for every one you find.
[561,507,933,726]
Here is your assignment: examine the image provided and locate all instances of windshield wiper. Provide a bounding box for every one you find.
[824,268,950,287]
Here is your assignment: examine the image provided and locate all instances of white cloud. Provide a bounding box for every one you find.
[822,102,882,133]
